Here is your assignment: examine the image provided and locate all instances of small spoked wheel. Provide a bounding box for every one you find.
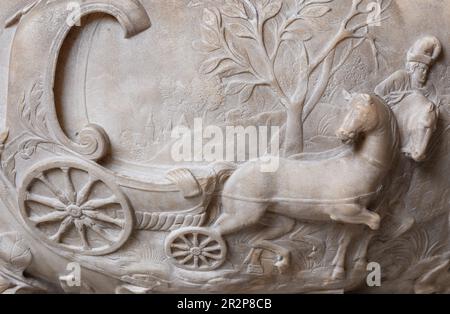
[18,158,133,256]
[165,227,227,271]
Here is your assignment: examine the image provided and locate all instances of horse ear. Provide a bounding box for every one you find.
[342,89,352,102]
[361,93,373,105]
[428,102,436,112]
[429,102,440,119]
[362,93,371,101]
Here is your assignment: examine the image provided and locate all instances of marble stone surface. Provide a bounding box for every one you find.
[0,0,449,293]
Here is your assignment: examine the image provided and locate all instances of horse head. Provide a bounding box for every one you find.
[393,93,439,162]
[336,91,380,145]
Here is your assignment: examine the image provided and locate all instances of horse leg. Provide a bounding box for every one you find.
[329,204,380,230]
[353,232,375,270]
[248,215,296,274]
[243,248,264,274]
[252,240,292,274]
[330,230,353,280]
[213,199,267,235]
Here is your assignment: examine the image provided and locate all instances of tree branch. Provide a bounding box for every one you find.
[308,0,363,72]
[303,50,335,122]
[249,1,291,108]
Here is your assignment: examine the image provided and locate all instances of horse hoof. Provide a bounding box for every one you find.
[247,264,264,275]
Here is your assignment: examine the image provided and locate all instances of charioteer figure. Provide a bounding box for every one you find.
[375,35,442,106]
[373,36,442,238]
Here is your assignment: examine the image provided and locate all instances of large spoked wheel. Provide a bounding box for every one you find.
[18,158,133,256]
[165,227,227,271]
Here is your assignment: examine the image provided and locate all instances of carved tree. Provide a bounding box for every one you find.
[194,0,390,155]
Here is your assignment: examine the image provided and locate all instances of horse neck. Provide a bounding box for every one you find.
[355,101,398,171]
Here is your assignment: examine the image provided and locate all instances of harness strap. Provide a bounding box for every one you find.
[219,187,382,205]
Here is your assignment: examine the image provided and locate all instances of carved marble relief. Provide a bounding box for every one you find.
[0,0,449,294]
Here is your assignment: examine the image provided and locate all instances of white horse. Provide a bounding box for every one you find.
[332,92,441,280]
[212,93,400,278]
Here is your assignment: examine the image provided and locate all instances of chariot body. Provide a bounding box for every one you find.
[1,0,227,272]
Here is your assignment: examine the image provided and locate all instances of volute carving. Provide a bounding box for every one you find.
[5,0,151,162]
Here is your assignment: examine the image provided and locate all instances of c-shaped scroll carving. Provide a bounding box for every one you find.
[6,0,151,161]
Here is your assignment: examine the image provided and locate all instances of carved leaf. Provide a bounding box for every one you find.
[19,80,51,139]
[192,40,219,53]
[217,64,249,79]
[203,8,217,26]
[187,0,203,7]
[239,84,256,103]
[229,23,254,39]
[199,56,227,74]
[224,80,246,95]
[263,1,282,20]
[200,25,219,46]
[300,5,331,18]
[255,0,271,10]
[0,233,32,277]
[18,138,47,160]
[222,0,247,19]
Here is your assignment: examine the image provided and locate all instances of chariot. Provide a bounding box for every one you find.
[1,0,440,280]
[1,0,227,272]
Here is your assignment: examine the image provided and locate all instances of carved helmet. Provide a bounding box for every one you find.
[407,36,442,66]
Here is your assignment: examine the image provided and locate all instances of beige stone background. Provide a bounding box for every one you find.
[0,0,449,293]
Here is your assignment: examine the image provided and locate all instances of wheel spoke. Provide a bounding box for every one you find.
[36,174,69,204]
[192,232,199,247]
[179,235,192,246]
[26,193,66,210]
[61,167,76,203]
[168,230,226,270]
[49,216,73,243]
[21,163,131,255]
[30,211,68,225]
[170,243,190,250]
[202,244,221,252]
[179,254,193,265]
[172,251,190,258]
[202,251,222,260]
[193,256,199,268]
[199,255,210,266]
[199,237,213,249]
[76,177,97,206]
[84,217,116,243]
[83,210,124,228]
[74,219,90,250]
[81,195,118,210]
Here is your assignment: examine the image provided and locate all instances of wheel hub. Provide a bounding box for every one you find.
[190,247,202,256]
[67,204,82,218]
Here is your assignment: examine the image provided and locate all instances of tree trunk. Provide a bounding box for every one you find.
[283,108,304,156]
